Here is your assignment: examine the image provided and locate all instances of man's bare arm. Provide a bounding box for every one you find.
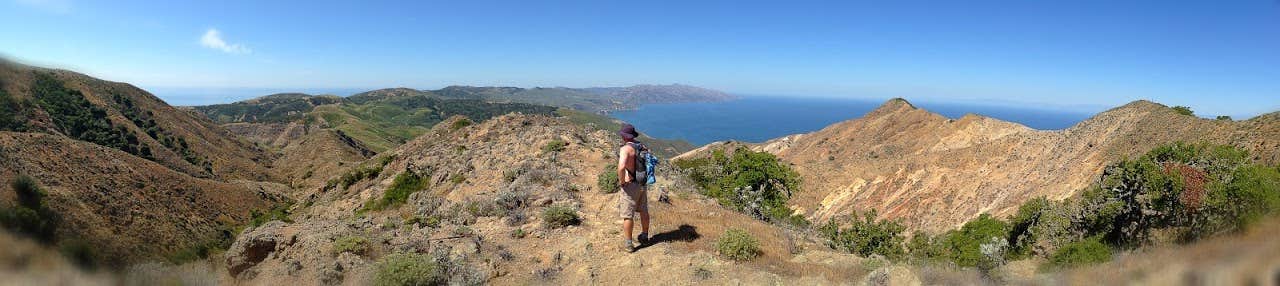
[617,146,631,185]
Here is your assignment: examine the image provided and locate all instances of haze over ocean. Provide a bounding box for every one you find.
[611,95,1091,146]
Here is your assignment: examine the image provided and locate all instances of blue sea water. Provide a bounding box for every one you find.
[610,95,1092,146]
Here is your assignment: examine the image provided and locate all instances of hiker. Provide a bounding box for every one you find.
[617,123,651,253]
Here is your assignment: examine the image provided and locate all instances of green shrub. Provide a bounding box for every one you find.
[0,175,59,242]
[1046,238,1111,269]
[60,240,97,269]
[333,235,370,255]
[819,210,906,260]
[167,238,229,264]
[450,118,472,130]
[449,174,466,184]
[423,215,442,228]
[328,165,383,190]
[1171,105,1194,116]
[957,142,1280,270]
[1199,164,1280,236]
[502,169,520,183]
[0,88,28,131]
[1215,115,1232,121]
[541,206,580,228]
[362,171,429,212]
[329,155,397,191]
[596,164,619,193]
[1006,197,1049,258]
[373,253,444,286]
[542,139,567,153]
[673,147,802,224]
[907,231,947,263]
[30,73,148,158]
[716,228,761,261]
[511,228,527,239]
[249,204,293,227]
[463,199,501,218]
[939,214,1009,268]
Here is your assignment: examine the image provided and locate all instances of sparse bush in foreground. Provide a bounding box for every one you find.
[820,210,906,260]
[373,253,444,286]
[0,175,59,243]
[596,164,618,193]
[333,235,370,255]
[542,139,567,153]
[541,206,580,228]
[1045,237,1111,270]
[940,214,1008,268]
[60,240,97,269]
[716,228,761,261]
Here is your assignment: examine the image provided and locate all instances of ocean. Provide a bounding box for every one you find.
[610,95,1092,146]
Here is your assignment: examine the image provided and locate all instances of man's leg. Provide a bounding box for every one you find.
[640,210,650,237]
[622,218,633,241]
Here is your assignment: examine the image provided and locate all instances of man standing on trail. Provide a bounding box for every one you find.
[617,124,650,253]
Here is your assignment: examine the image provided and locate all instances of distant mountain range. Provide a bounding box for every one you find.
[190,85,707,157]
[432,84,736,113]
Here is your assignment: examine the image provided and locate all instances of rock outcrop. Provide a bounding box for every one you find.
[226,221,287,277]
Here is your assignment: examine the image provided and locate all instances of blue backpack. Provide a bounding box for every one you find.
[627,142,659,186]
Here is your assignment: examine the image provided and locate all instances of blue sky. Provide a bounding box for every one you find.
[2,0,1278,117]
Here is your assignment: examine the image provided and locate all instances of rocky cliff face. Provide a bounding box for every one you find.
[758,98,1280,232]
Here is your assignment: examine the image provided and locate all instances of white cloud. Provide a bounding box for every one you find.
[14,0,72,14]
[200,28,251,54]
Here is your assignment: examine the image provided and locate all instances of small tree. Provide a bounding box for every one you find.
[1,175,59,242]
[1171,106,1194,116]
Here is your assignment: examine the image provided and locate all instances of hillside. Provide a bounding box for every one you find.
[681,98,1280,232]
[215,114,879,285]
[193,83,729,159]
[0,61,295,267]
[0,59,273,181]
[434,84,735,113]
[0,132,287,265]
[195,89,559,152]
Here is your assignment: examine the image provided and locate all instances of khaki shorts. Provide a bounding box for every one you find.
[618,182,648,219]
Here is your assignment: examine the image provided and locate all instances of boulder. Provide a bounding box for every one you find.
[226,221,287,277]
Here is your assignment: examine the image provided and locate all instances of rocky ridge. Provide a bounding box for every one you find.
[684,98,1280,232]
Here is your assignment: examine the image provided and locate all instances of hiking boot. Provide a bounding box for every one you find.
[637,232,649,245]
[623,239,635,253]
